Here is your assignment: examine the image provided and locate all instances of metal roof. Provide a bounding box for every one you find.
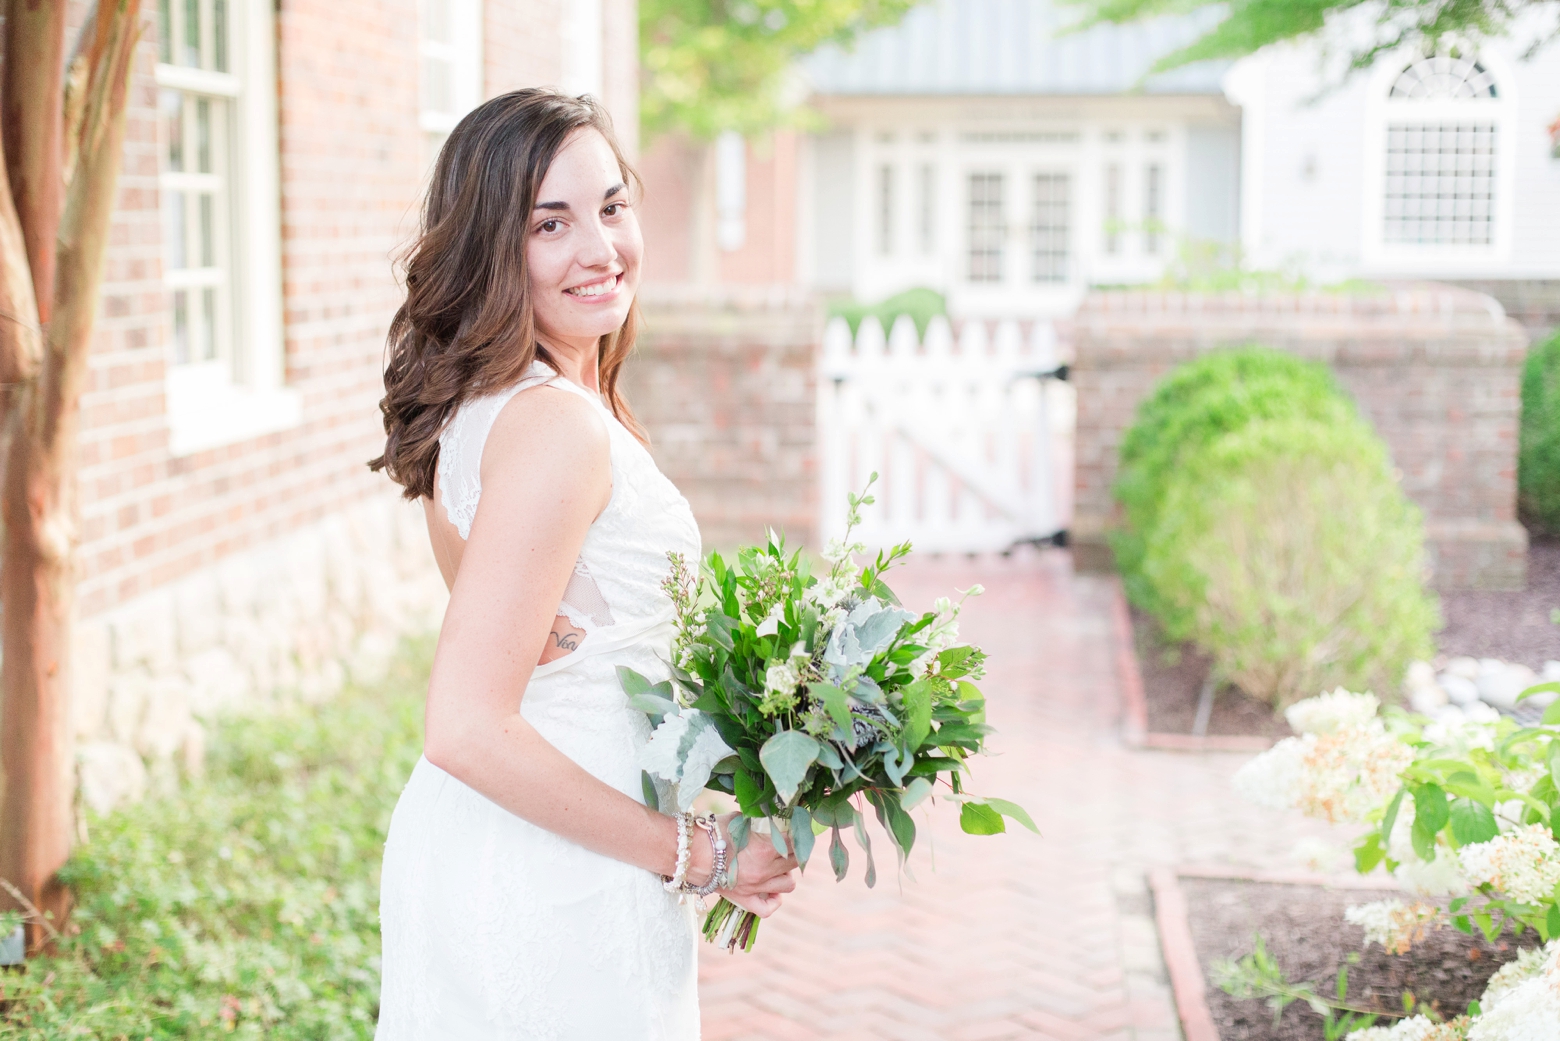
[804,0,1230,97]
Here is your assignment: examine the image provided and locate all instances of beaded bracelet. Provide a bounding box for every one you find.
[661,811,693,893]
[683,814,729,899]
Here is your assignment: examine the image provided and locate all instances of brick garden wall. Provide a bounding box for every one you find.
[628,288,823,550]
[1068,285,1531,590]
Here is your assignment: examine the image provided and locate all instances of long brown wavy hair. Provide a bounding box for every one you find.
[370,88,644,501]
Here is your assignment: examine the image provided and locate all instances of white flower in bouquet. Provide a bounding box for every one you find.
[1344,899,1441,954]
[1458,825,1560,905]
[1285,688,1381,735]
[1467,940,1560,1040]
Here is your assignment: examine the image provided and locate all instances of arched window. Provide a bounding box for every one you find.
[1380,50,1502,247]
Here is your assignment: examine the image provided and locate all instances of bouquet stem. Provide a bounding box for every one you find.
[702,897,760,953]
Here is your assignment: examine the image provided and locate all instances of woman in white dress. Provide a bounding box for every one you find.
[369,89,800,1040]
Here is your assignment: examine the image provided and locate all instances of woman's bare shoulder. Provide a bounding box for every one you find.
[480,382,611,497]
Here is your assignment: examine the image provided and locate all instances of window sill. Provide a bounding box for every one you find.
[167,366,302,457]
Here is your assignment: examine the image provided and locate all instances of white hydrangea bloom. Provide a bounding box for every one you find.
[1285,688,1381,735]
[1344,899,1441,954]
[1468,942,1560,1041]
[1234,721,1412,824]
[1348,1016,1466,1041]
[1481,943,1556,1009]
[1458,825,1560,905]
[1393,847,1470,898]
[1422,703,1501,751]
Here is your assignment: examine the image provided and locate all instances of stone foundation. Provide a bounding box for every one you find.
[1067,284,1531,590]
[70,492,448,813]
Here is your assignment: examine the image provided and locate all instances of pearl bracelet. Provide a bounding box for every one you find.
[661,811,693,893]
[683,814,729,899]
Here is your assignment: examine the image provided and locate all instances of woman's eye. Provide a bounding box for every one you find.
[539,219,560,233]
[603,203,625,217]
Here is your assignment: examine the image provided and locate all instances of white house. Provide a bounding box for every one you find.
[785,0,1560,318]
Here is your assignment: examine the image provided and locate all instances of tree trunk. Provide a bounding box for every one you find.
[1,1,66,326]
[0,0,141,953]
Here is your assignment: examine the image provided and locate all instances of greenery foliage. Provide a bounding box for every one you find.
[1067,0,1558,78]
[0,643,431,1039]
[826,287,946,337]
[1114,347,1437,707]
[1143,415,1438,707]
[640,0,919,140]
[1518,331,1560,534]
[1111,348,1356,628]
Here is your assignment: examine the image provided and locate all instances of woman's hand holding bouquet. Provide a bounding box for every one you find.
[621,480,1035,951]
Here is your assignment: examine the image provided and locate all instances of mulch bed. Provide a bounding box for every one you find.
[1437,537,1560,669]
[1133,538,1560,739]
[1131,607,1292,741]
[1184,877,1526,1040]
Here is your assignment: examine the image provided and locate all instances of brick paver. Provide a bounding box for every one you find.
[698,549,1339,1040]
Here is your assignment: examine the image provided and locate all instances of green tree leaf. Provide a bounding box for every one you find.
[810,682,853,733]
[1450,798,1499,846]
[759,730,820,804]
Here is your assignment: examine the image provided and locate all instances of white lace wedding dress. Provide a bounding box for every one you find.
[375,361,703,1040]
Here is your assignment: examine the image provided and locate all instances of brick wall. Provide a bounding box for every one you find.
[628,287,822,550]
[1067,284,1531,590]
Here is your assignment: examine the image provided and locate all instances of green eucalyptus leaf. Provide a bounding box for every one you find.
[790,807,815,865]
[811,683,853,733]
[829,825,849,881]
[728,814,751,853]
[959,800,1006,835]
[901,777,933,811]
[982,797,1039,835]
[901,679,934,751]
[768,818,789,857]
[759,730,821,804]
[852,807,877,888]
[641,771,660,812]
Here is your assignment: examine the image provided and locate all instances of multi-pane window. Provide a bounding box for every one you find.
[877,164,895,255]
[1029,173,1069,283]
[1103,163,1122,255]
[967,173,1004,283]
[1143,163,1163,255]
[420,0,483,160]
[158,0,234,371]
[1381,53,1500,247]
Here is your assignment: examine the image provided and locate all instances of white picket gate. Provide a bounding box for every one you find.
[818,313,1068,553]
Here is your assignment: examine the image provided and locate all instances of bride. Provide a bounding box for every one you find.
[369,88,800,1039]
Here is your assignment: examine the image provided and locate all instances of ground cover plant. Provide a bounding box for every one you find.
[1113,347,1438,708]
[0,640,430,1040]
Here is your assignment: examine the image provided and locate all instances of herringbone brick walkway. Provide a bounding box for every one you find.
[698,549,1337,1040]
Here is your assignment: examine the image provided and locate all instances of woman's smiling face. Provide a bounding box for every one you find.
[526,127,642,355]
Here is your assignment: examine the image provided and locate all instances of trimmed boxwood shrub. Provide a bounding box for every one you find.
[1519,330,1560,534]
[1141,415,1438,708]
[1110,348,1357,633]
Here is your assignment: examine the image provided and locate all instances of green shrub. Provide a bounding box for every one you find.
[827,286,946,337]
[1142,416,1438,708]
[0,639,432,1040]
[1519,330,1560,534]
[1111,347,1356,630]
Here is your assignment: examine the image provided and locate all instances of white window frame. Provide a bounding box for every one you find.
[157,0,298,457]
[419,0,484,137]
[1361,47,1518,271]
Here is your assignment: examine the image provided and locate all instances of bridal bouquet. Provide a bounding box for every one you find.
[619,480,1035,952]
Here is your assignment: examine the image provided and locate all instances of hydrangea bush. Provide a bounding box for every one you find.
[1232,685,1560,1037]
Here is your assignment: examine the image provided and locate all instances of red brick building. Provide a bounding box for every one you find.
[57,0,644,809]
